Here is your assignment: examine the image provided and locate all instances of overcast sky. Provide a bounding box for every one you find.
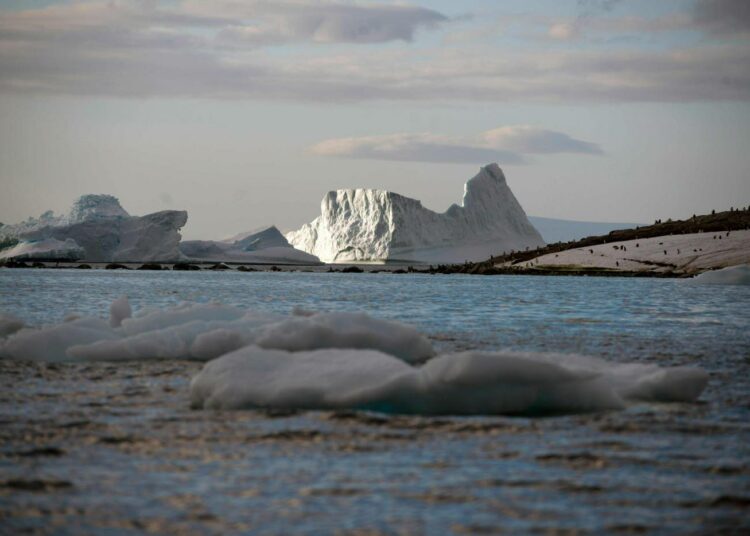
[1,0,749,239]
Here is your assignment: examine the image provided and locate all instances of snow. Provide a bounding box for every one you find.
[520,230,750,274]
[181,226,321,265]
[190,348,412,411]
[251,312,434,363]
[0,314,24,338]
[0,298,434,363]
[109,295,132,328]
[221,226,292,249]
[688,264,750,285]
[68,194,129,223]
[0,296,708,415]
[287,164,544,264]
[0,238,84,261]
[190,347,708,415]
[1,317,119,362]
[0,194,187,262]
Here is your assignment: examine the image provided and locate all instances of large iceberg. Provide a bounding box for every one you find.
[0,194,187,262]
[180,226,320,265]
[286,164,545,264]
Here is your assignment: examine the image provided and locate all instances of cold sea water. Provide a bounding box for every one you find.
[1,269,749,535]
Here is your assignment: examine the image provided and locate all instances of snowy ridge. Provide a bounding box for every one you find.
[287,164,545,264]
[518,230,750,275]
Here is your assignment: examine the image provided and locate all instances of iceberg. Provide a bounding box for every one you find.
[0,194,187,262]
[286,164,545,264]
[180,225,320,265]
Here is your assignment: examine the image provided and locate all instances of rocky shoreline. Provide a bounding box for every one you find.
[0,259,692,278]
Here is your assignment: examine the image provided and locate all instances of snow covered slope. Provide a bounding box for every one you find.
[287,164,544,263]
[0,195,187,262]
[180,226,320,265]
[516,230,750,274]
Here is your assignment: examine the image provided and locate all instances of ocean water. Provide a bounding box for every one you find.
[1,269,749,534]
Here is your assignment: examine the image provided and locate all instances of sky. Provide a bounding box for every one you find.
[0,0,749,239]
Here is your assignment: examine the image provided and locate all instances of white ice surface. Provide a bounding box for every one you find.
[0,238,84,261]
[190,347,708,415]
[687,264,750,285]
[0,297,708,415]
[109,295,132,328]
[521,230,750,274]
[287,164,544,263]
[0,298,434,364]
[0,313,25,338]
[0,195,187,262]
[180,226,321,265]
[0,317,119,362]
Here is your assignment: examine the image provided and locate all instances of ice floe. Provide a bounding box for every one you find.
[0,297,708,415]
[0,313,25,339]
[0,297,434,364]
[190,347,708,415]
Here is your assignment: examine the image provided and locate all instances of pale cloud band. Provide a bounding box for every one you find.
[0,1,748,103]
[308,127,603,165]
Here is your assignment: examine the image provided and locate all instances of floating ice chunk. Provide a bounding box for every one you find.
[394,352,622,415]
[688,264,750,285]
[188,312,284,359]
[0,313,25,339]
[190,348,708,415]
[109,295,132,328]
[69,319,227,361]
[119,302,245,336]
[0,317,118,362]
[71,312,282,362]
[0,296,435,363]
[613,365,709,403]
[190,347,412,410]
[252,312,435,364]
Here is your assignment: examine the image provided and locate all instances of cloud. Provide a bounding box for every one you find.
[0,0,447,47]
[308,134,525,165]
[0,1,749,103]
[481,127,604,155]
[692,0,750,36]
[548,22,578,40]
[308,127,602,165]
[205,1,448,45]
[547,0,750,42]
[546,0,623,40]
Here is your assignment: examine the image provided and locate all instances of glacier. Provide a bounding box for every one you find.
[0,194,187,262]
[180,225,321,265]
[286,163,545,264]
